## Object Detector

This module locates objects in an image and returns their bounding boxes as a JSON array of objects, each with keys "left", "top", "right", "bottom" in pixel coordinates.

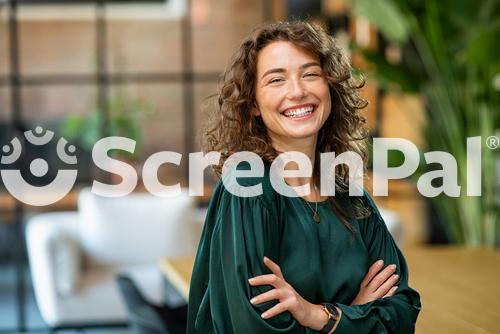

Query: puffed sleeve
[
  {"left": 187, "top": 180, "right": 304, "bottom": 334},
  {"left": 333, "top": 192, "right": 421, "bottom": 333}
]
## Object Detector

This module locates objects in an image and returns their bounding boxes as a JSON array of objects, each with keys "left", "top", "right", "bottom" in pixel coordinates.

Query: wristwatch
[{"left": 319, "top": 303, "right": 340, "bottom": 334}]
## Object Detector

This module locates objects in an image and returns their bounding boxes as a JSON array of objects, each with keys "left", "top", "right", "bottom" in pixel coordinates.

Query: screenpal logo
[
  {"left": 1, "top": 126, "right": 78, "bottom": 206},
  {"left": 0, "top": 126, "right": 489, "bottom": 206}
]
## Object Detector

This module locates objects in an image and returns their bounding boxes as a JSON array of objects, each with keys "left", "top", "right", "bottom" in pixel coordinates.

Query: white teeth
[{"left": 283, "top": 106, "right": 315, "bottom": 118}]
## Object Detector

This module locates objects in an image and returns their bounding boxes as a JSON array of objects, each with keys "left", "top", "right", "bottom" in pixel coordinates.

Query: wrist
[
  {"left": 304, "top": 303, "right": 329, "bottom": 331},
  {"left": 318, "top": 303, "right": 341, "bottom": 333}
]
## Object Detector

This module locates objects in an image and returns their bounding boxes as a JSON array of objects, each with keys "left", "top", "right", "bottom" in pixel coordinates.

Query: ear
[{"left": 251, "top": 101, "right": 261, "bottom": 116}]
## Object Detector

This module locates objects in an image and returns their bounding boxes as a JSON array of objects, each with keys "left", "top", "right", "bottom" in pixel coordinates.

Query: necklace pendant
[{"left": 313, "top": 212, "right": 321, "bottom": 224}]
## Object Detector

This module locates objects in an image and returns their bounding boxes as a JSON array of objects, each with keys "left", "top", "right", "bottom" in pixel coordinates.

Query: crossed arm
[
  {"left": 187, "top": 188, "right": 421, "bottom": 333},
  {"left": 249, "top": 256, "right": 400, "bottom": 332}
]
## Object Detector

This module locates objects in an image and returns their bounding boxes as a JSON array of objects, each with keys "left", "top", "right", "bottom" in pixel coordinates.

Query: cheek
[
  {"left": 257, "top": 90, "right": 282, "bottom": 113},
  {"left": 320, "top": 90, "right": 332, "bottom": 121},
  {"left": 315, "top": 84, "right": 331, "bottom": 110},
  {"left": 260, "top": 111, "right": 279, "bottom": 130},
  {"left": 324, "top": 93, "right": 332, "bottom": 113},
  {"left": 319, "top": 82, "right": 331, "bottom": 100}
]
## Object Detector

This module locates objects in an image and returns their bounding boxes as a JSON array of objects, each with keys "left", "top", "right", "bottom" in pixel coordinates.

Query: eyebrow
[{"left": 261, "top": 62, "right": 321, "bottom": 79}]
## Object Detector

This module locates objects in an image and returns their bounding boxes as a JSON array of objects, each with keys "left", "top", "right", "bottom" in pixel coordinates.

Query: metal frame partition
[{"left": 0, "top": 0, "right": 273, "bottom": 331}]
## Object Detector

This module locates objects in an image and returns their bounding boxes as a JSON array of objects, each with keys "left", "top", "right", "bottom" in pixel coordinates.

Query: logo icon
[{"left": 1, "top": 126, "right": 78, "bottom": 206}]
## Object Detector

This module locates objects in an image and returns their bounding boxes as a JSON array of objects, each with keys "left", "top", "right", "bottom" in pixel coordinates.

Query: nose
[{"left": 286, "top": 77, "right": 307, "bottom": 100}]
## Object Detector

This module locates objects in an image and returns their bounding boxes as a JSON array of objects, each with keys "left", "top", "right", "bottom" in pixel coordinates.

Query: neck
[{"left": 270, "top": 134, "right": 320, "bottom": 195}]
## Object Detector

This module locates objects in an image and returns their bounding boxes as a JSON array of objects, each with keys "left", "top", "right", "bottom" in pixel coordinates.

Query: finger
[
  {"left": 261, "top": 301, "right": 289, "bottom": 319},
  {"left": 383, "top": 286, "right": 398, "bottom": 298},
  {"left": 250, "top": 289, "right": 281, "bottom": 305},
  {"left": 367, "top": 264, "right": 397, "bottom": 291},
  {"left": 361, "top": 260, "right": 384, "bottom": 287},
  {"left": 374, "top": 273, "right": 399, "bottom": 297},
  {"left": 248, "top": 274, "right": 282, "bottom": 288},
  {"left": 263, "top": 256, "right": 283, "bottom": 279}
]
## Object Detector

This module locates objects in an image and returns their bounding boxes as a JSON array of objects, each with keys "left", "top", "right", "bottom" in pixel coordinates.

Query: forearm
[{"left": 334, "top": 293, "right": 420, "bottom": 334}]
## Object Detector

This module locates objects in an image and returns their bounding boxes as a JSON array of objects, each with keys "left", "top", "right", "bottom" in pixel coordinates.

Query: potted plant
[
  {"left": 346, "top": 0, "right": 500, "bottom": 247},
  {"left": 61, "top": 91, "right": 154, "bottom": 183}
]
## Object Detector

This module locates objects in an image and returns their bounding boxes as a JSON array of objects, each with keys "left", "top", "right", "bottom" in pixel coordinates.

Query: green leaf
[
  {"left": 349, "top": 0, "right": 411, "bottom": 44},
  {"left": 60, "top": 115, "right": 86, "bottom": 139},
  {"left": 359, "top": 49, "right": 421, "bottom": 92},
  {"left": 466, "top": 20, "right": 500, "bottom": 66}
]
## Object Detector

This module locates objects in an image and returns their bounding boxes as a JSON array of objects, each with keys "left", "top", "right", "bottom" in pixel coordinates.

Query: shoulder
[
  {"left": 204, "top": 162, "right": 283, "bottom": 237},
  {"left": 353, "top": 189, "right": 392, "bottom": 242},
  {"left": 217, "top": 160, "right": 279, "bottom": 210},
  {"left": 360, "top": 189, "right": 383, "bottom": 221}
]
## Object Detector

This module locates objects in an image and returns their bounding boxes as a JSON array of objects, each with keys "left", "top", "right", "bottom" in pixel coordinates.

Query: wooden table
[
  {"left": 160, "top": 256, "right": 195, "bottom": 301},
  {"left": 404, "top": 246, "right": 500, "bottom": 334},
  {"left": 160, "top": 246, "right": 500, "bottom": 333}
]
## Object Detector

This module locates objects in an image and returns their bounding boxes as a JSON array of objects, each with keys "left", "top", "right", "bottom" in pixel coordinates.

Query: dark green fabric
[{"left": 187, "top": 166, "right": 421, "bottom": 333}]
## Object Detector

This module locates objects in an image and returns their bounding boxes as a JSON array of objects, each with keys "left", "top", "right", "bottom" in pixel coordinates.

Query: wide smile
[{"left": 280, "top": 104, "right": 317, "bottom": 120}]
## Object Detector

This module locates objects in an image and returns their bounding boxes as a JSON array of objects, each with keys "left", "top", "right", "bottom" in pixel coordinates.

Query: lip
[
  {"left": 280, "top": 103, "right": 318, "bottom": 114},
  {"left": 280, "top": 103, "right": 318, "bottom": 121}
]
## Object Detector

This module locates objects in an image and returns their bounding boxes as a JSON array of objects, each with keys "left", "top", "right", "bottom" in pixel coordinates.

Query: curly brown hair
[{"left": 202, "top": 20, "right": 371, "bottom": 225}]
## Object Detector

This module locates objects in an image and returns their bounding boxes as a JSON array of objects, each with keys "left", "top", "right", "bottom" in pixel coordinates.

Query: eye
[
  {"left": 268, "top": 77, "right": 285, "bottom": 84},
  {"left": 304, "top": 72, "right": 320, "bottom": 78}
]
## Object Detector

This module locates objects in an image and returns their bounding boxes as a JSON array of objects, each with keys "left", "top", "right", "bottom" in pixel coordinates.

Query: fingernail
[
  {"left": 390, "top": 264, "right": 397, "bottom": 270},
  {"left": 250, "top": 298, "right": 256, "bottom": 304},
  {"left": 393, "top": 274, "right": 399, "bottom": 279},
  {"left": 261, "top": 312, "right": 268, "bottom": 319},
  {"left": 248, "top": 278, "right": 254, "bottom": 284},
  {"left": 377, "top": 260, "right": 384, "bottom": 266}
]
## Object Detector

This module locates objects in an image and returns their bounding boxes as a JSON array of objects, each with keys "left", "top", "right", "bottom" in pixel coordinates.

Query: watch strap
[{"left": 319, "top": 303, "right": 339, "bottom": 333}]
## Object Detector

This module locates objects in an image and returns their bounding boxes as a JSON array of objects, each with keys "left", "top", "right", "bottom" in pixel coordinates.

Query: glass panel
[
  {"left": 108, "top": 83, "right": 184, "bottom": 157},
  {"left": 0, "top": 251, "right": 16, "bottom": 331},
  {"left": 19, "top": 20, "right": 95, "bottom": 75},
  {"left": 20, "top": 84, "right": 97, "bottom": 185},
  {"left": 21, "top": 84, "right": 95, "bottom": 122},
  {"left": 25, "top": 258, "right": 47, "bottom": 331},
  {"left": 0, "top": 85, "right": 12, "bottom": 194},
  {"left": 0, "top": 86, "right": 11, "bottom": 193},
  {"left": 107, "top": 19, "right": 182, "bottom": 74},
  {"left": 193, "top": 81, "right": 219, "bottom": 194},
  {"left": 192, "top": 0, "right": 263, "bottom": 72},
  {"left": 107, "top": 83, "right": 184, "bottom": 187},
  {"left": 0, "top": 86, "right": 9, "bottom": 123},
  {"left": 0, "top": 4, "right": 9, "bottom": 77},
  {"left": 193, "top": 81, "right": 217, "bottom": 152}
]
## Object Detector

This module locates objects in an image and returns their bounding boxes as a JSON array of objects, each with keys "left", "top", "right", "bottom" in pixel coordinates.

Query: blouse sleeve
[
  {"left": 334, "top": 192, "right": 421, "bottom": 334},
  {"left": 187, "top": 181, "right": 304, "bottom": 333}
]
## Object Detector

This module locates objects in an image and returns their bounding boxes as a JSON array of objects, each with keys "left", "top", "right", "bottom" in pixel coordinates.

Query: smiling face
[{"left": 253, "top": 41, "right": 332, "bottom": 151}]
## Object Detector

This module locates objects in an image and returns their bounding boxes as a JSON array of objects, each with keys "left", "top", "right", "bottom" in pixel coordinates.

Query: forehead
[{"left": 256, "top": 41, "right": 320, "bottom": 74}]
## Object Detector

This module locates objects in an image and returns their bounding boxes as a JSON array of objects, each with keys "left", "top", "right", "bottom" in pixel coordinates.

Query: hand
[
  {"left": 351, "top": 260, "right": 399, "bottom": 305},
  {"left": 248, "top": 257, "right": 324, "bottom": 329}
]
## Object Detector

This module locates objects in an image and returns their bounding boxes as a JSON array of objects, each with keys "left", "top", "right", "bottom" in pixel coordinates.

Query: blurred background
[{"left": 0, "top": 0, "right": 498, "bottom": 333}]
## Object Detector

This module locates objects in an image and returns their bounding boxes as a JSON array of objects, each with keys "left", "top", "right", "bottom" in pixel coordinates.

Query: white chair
[{"left": 26, "top": 188, "right": 203, "bottom": 327}]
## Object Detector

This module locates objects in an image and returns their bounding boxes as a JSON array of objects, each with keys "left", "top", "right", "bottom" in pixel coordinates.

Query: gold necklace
[
  {"left": 304, "top": 184, "right": 321, "bottom": 224},
  {"left": 304, "top": 199, "right": 320, "bottom": 224}
]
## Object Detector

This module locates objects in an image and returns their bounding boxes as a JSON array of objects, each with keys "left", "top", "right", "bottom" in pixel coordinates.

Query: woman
[{"left": 187, "top": 21, "right": 421, "bottom": 333}]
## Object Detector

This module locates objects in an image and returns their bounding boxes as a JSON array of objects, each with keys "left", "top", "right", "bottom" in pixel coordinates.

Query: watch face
[{"left": 325, "top": 303, "right": 339, "bottom": 318}]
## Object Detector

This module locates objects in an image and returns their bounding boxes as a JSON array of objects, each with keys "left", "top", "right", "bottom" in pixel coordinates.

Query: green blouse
[{"left": 187, "top": 166, "right": 421, "bottom": 333}]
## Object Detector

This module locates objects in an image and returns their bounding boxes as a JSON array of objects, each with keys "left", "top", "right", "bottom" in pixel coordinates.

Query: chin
[{"left": 285, "top": 129, "right": 322, "bottom": 140}]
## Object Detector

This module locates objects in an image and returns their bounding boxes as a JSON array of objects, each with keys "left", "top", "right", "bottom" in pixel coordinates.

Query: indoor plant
[{"left": 347, "top": 0, "right": 500, "bottom": 246}]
